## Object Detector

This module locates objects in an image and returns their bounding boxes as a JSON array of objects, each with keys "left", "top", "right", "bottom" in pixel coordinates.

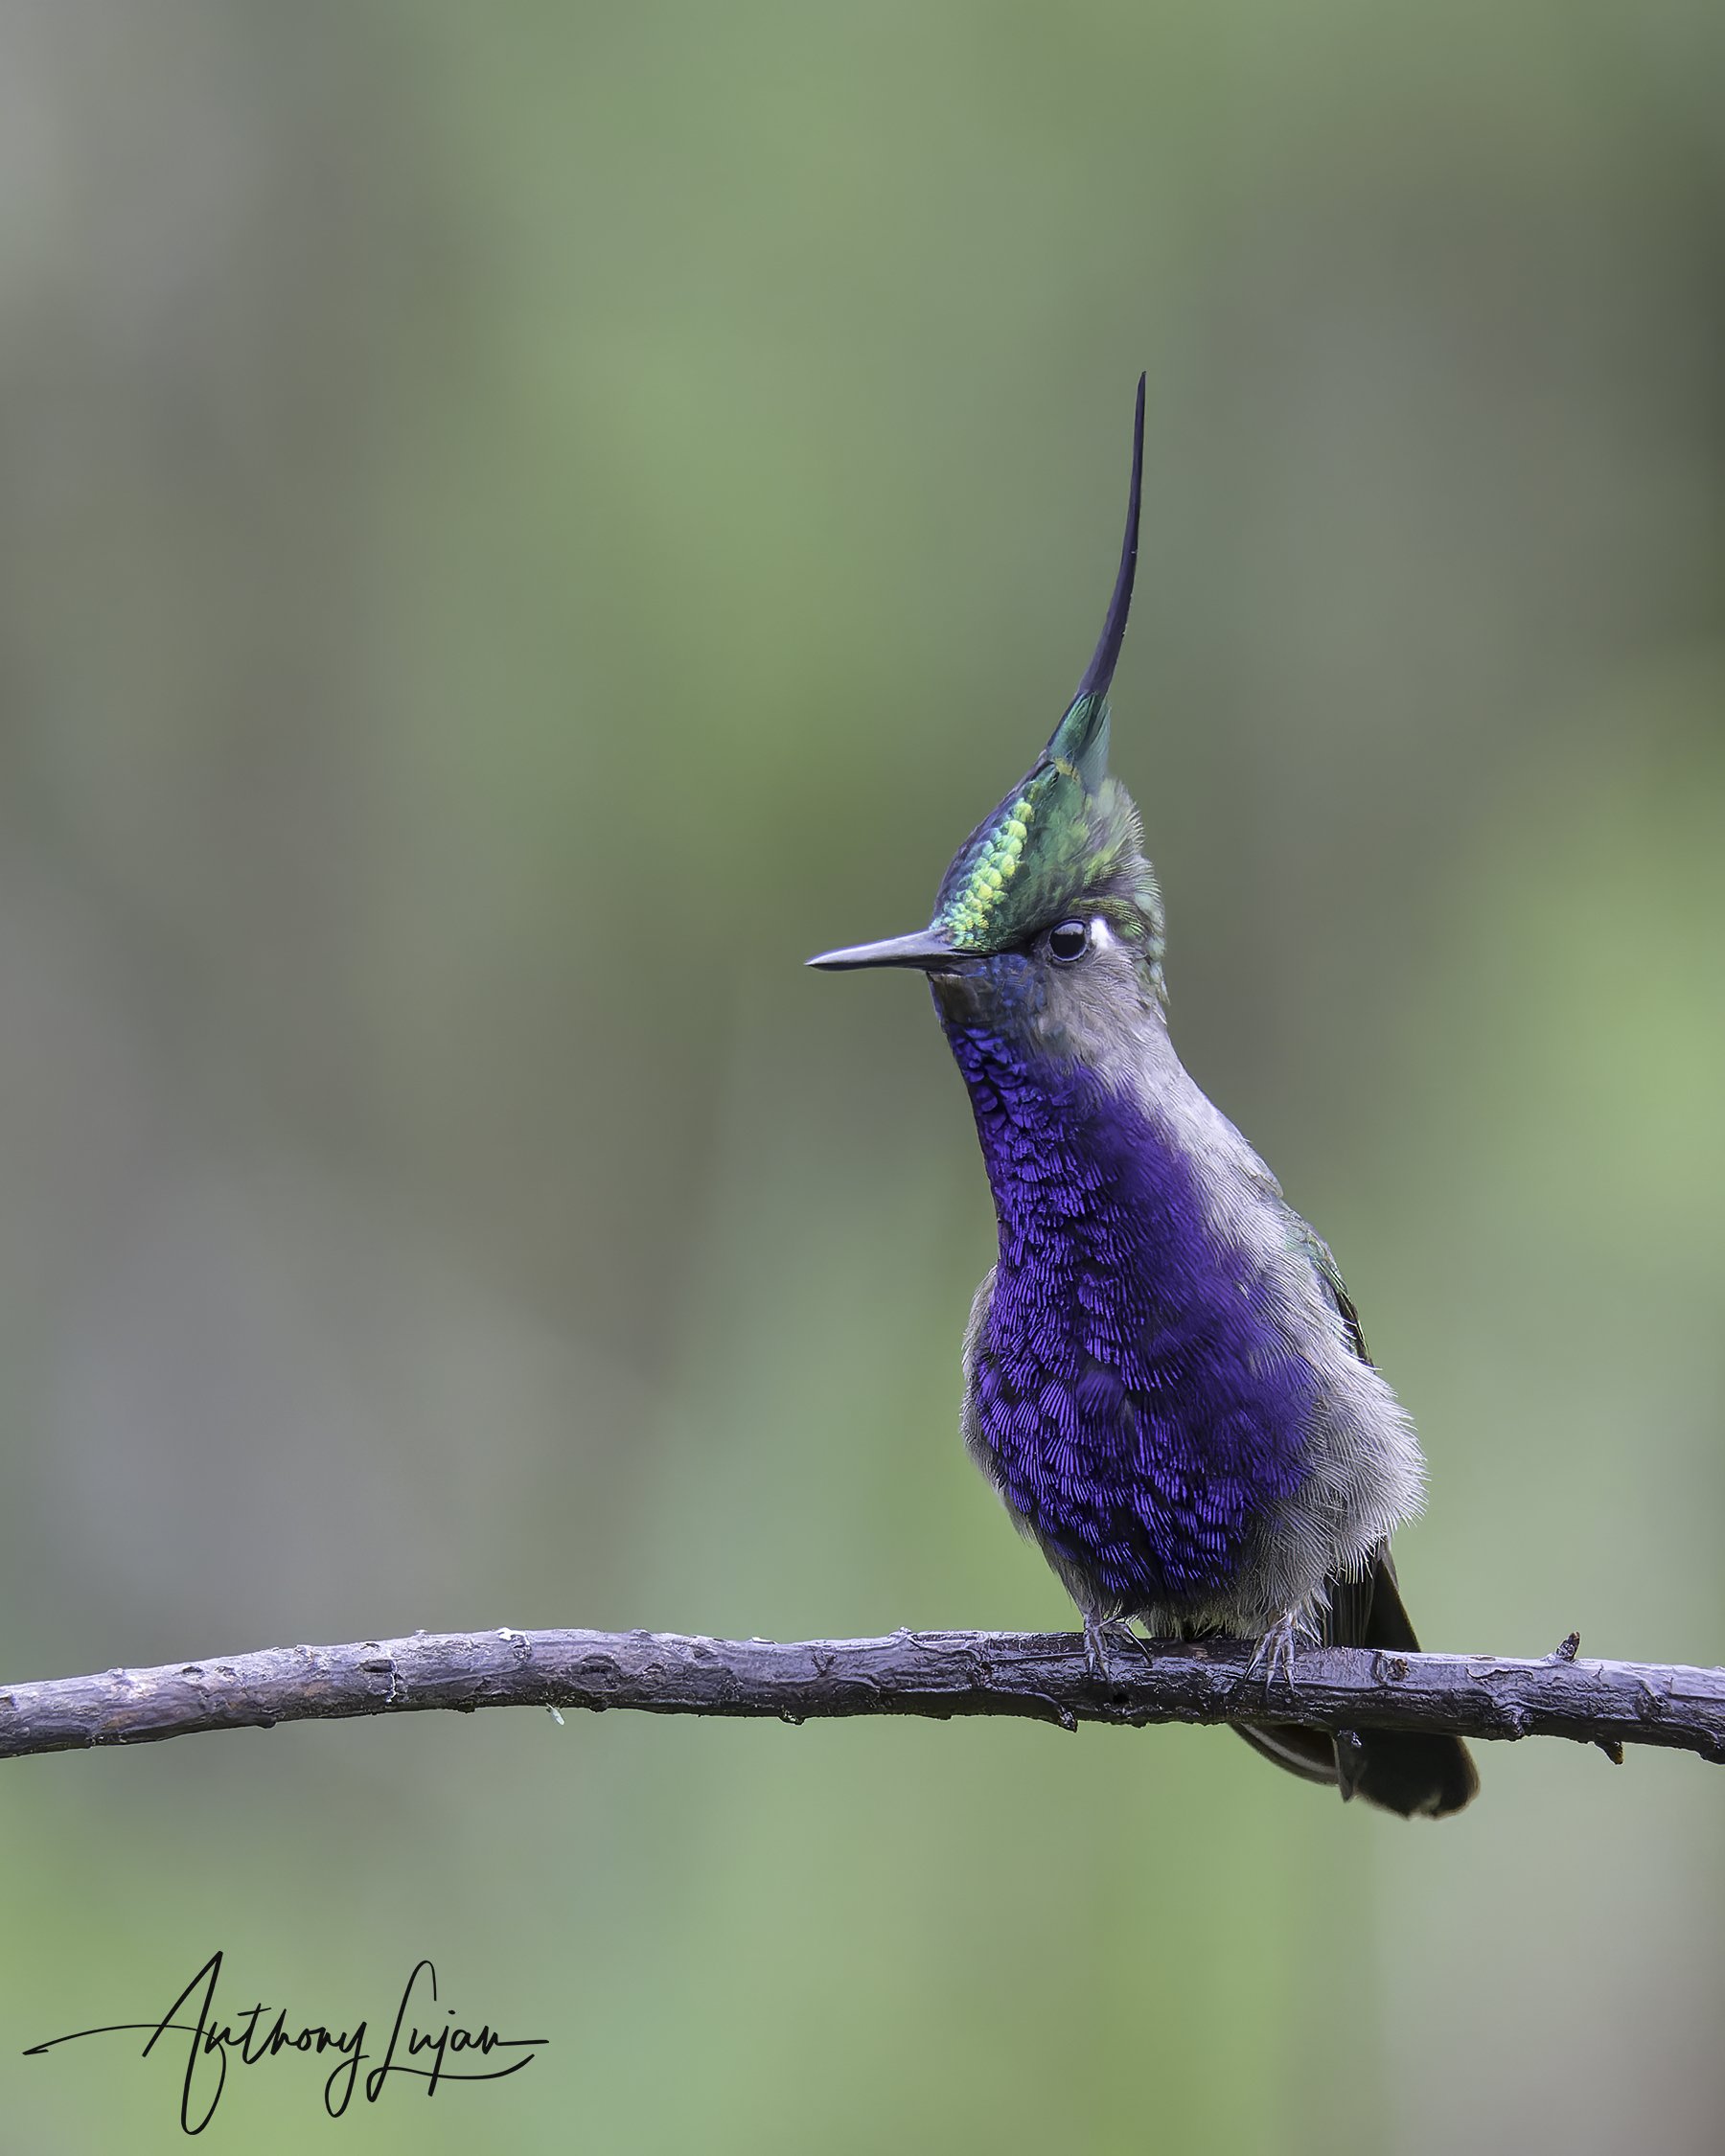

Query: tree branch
[{"left": 4, "top": 1627, "right": 1723, "bottom": 1767}]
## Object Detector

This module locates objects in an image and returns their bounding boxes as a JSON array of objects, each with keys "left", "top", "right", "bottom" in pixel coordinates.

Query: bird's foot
[
  {"left": 1082, "top": 1614, "right": 1153, "bottom": 1686},
  {"left": 1236, "top": 1610, "right": 1314, "bottom": 1703}
]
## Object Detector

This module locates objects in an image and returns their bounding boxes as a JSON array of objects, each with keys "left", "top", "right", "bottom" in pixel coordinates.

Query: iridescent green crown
[{"left": 932, "top": 691, "right": 1144, "bottom": 949}]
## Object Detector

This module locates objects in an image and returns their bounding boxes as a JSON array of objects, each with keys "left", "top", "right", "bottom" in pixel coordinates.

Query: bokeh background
[{"left": 3, "top": 4, "right": 1723, "bottom": 2151}]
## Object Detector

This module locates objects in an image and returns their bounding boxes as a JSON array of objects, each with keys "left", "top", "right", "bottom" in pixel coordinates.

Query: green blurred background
[{"left": 3, "top": 4, "right": 1722, "bottom": 2150}]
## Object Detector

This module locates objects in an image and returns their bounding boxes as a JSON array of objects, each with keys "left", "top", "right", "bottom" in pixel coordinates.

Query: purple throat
[{"left": 944, "top": 1022, "right": 1315, "bottom": 1611}]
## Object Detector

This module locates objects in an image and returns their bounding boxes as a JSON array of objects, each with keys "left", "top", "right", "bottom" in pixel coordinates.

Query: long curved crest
[
  {"left": 809, "top": 376, "right": 1154, "bottom": 970},
  {"left": 1073, "top": 370, "right": 1145, "bottom": 705}
]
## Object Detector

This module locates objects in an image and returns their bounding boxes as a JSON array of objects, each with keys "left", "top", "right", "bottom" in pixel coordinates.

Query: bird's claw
[
  {"left": 1236, "top": 1610, "right": 1311, "bottom": 1703},
  {"left": 1082, "top": 1614, "right": 1153, "bottom": 1686}
]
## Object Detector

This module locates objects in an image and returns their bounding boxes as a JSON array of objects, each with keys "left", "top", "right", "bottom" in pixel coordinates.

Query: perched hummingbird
[{"left": 809, "top": 380, "right": 1476, "bottom": 1817}]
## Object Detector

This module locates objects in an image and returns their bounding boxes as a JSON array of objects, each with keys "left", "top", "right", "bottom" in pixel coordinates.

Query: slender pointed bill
[{"left": 805, "top": 930, "right": 974, "bottom": 973}]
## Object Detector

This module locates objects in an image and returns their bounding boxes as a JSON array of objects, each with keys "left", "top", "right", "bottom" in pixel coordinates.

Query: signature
[{"left": 24, "top": 1950, "right": 546, "bottom": 2133}]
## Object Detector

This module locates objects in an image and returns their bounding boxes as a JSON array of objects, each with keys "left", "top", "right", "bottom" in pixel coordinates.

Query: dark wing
[
  {"left": 1290, "top": 1214, "right": 1373, "bottom": 1366},
  {"left": 1265, "top": 1211, "right": 1480, "bottom": 1815}
]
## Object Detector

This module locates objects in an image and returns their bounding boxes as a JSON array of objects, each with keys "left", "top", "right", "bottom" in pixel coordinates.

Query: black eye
[{"left": 1047, "top": 919, "right": 1090, "bottom": 963}]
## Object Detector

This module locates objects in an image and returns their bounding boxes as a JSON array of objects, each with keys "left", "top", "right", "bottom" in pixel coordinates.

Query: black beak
[{"left": 805, "top": 929, "right": 976, "bottom": 973}]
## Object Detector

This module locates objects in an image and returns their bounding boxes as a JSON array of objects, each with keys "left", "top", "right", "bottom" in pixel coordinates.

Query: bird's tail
[{"left": 1233, "top": 1551, "right": 1478, "bottom": 1819}]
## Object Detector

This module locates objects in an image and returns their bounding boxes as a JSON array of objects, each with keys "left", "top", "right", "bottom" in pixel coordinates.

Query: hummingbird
[{"left": 809, "top": 379, "right": 1476, "bottom": 1817}]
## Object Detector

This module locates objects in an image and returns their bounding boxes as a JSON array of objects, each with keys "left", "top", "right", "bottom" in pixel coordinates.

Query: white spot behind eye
[{"left": 1090, "top": 915, "right": 1114, "bottom": 951}]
